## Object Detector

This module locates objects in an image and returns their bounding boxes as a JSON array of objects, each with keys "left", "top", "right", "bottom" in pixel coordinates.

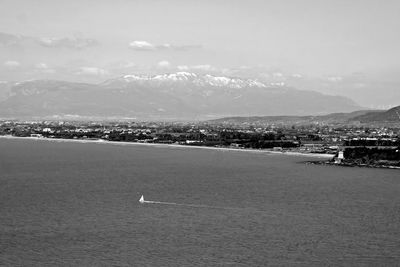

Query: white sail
[{"left": 139, "top": 195, "right": 144, "bottom": 203}]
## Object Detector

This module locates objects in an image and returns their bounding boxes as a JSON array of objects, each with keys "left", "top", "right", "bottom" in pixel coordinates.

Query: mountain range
[
  {"left": 209, "top": 106, "right": 400, "bottom": 126},
  {"left": 0, "top": 72, "right": 362, "bottom": 120}
]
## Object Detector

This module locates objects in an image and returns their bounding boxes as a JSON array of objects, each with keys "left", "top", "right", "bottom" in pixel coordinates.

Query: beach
[{"left": 0, "top": 135, "right": 335, "bottom": 159}]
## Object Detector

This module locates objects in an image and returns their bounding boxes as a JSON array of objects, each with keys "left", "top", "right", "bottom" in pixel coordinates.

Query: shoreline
[
  {"left": 0, "top": 135, "right": 335, "bottom": 159},
  {"left": 307, "top": 160, "right": 400, "bottom": 170}
]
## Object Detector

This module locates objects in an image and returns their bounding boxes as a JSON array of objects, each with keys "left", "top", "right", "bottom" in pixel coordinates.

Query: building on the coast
[{"left": 334, "top": 151, "right": 345, "bottom": 164}]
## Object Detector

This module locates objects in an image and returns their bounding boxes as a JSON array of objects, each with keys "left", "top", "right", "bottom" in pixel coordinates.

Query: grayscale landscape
[{"left": 0, "top": 0, "right": 399, "bottom": 266}]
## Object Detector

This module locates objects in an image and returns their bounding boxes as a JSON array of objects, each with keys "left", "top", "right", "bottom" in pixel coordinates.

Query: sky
[{"left": 0, "top": 0, "right": 399, "bottom": 107}]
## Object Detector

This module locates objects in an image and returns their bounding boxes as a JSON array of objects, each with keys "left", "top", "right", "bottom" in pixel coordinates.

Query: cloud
[
  {"left": 158, "top": 44, "right": 202, "bottom": 51},
  {"left": 157, "top": 61, "right": 171, "bottom": 68},
  {"left": 122, "top": 62, "right": 136, "bottom": 68},
  {"left": 0, "top": 32, "right": 21, "bottom": 46},
  {"left": 177, "top": 64, "right": 217, "bottom": 72},
  {"left": 291, "top": 74, "right": 303, "bottom": 78},
  {"left": 190, "top": 65, "right": 216, "bottom": 71},
  {"left": 129, "top": 41, "right": 156, "bottom": 50},
  {"left": 106, "top": 60, "right": 136, "bottom": 70},
  {"left": 35, "top": 63, "right": 49, "bottom": 69},
  {"left": 129, "top": 40, "right": 202, "bottom": 51},
  {"left": 0, "top": 32, "right": 99, "bottom": 50},
  {"left": 327, "top": 76, "right": 343, "bottom": 82},
  {"left": 77, "top": 67, "right": 108, "bottom": 76},
  {"left": 272, "top": 72, "right": 283, "bottom": 78},
  {"left": 35, "top": 63, "right": 56, "bottom": 73},
  {"left": 38, "top": 37, "right": 98, "bottom": 49},
  {"left": 3, "top": 60, "right": 21, "bottom": 68},
  {"left": 177, "top": 65, "right": 189, "bottom": 71}
]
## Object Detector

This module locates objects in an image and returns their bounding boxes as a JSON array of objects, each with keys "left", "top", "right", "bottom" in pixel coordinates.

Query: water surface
[{"left": 0, "top": 138, "right": 399, "bottom": 266}]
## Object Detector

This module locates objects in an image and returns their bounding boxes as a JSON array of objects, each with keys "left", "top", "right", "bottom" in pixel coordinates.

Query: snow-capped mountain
[
  {"left": 103, "top": 72, "right": 267, "bottom": 88},
  {"left": 0, "top": 73, "right": 362, "bottom": 120}
]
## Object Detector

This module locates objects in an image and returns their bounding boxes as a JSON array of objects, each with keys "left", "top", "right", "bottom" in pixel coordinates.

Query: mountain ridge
[
  {"left": 0, "top": 73, "right": 362, "bottom": 120},
  {"left": 352, "top": 106, "right": 400, "bottom": 123},
  {"left": 208, "top": 106, "right": 400, "bottom": 125}
]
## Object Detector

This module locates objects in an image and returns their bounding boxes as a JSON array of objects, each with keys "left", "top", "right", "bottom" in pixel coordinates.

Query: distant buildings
[{"left": 0, "top": 120, "right": 399, "bottom": 160}]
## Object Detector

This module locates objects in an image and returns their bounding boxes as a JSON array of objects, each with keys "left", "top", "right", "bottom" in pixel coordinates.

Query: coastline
[
  {"left": 307, "top": 160, "right": 400, "bottom": 170},
  {"left": 0, "top": 135, "right": 335, "bottom": 159}
]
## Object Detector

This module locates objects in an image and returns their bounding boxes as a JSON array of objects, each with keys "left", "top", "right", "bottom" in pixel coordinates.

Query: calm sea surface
[{"left": 0, "top": 138, "right": 399, "bottom": 266}]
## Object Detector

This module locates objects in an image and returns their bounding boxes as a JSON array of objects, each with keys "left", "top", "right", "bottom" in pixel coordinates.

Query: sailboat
[
  {"left": 138, "top": 195, "right": 174, "bottom": 205},
  {"left": 139, "top": 195, "right": 145, "bottom": 204}
]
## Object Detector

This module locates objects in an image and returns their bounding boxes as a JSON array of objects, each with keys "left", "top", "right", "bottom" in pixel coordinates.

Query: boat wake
[
  {"left": 139, "top": 195, "right": 178, "bottom": 205},
  {"left": 138, "top": 195, "right": 274, "bottom": 212}
]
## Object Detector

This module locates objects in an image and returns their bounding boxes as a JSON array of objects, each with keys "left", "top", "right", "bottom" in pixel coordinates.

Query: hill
[
  {"left": 208, "top": 110, "right": 376, "bottom": 126},
  {"left": 209, "top": 106, "right": 400, "bottom": 126},
  {"left": 352, "top": 105, "right": 400, "bottom": 123}
]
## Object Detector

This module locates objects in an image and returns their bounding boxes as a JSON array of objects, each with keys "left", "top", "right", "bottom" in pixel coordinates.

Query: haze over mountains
[{"left": 0, "top": 72, "right": 361, "bottom": 120}]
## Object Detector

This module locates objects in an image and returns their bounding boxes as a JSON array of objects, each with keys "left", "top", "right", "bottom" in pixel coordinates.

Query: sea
[{"left": 0, "top": 138, "right": 399, "bottom": 266}]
